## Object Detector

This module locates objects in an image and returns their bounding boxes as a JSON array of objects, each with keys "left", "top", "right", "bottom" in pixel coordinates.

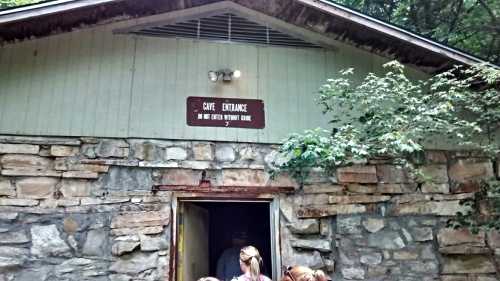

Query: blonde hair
[
  {"left": 240, "top": 246, "right": 263, "bottom": 281},
  {"left": 197, "top": 277, "right": 220, "bottom": 281},
  {"left": 281, "top": 266, "right": 329, "bottom": 281}
]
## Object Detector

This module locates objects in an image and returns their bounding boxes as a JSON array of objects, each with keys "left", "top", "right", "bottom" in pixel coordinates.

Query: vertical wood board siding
[{"left": 0, "top": 22, "right": 425, "bottom": 143}]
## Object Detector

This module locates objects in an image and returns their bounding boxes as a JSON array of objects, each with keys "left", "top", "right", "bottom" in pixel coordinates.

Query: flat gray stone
[
  {"left": 30, "top": 225, "right": 71, "bottom": 257},
  {"left": 0, "top": 230, "right": 29, "bottom": 244},
  {"left": 360, "top": 252, "right": 382, "bottom": 265},
  {"left": 102, "top": 167, "right": 152, "bottom": 191},
  {"left": 287, "top": 250, "right": 324, "bottom": 269},
  {"left": 0, "top": 212, "right": 18, "bottom": 220},
  {"left": 165, "top": 147, "right": 187, "bottom": 160},
  {"left": 291, "top": 239, "right": 332, "bottom": 252},
  {"left": 140, "top": 235, "right": 168, "bottom": 251},
  {"left": 82, "top": 229, "right": 108, "bottom": 256},
  {"left": 0, "top": 246, "right": 29, "bottom": 269},
  {"left": 55, "top": 258, "right": 93, "bottom": 274},
  {"left": 412, "top": 227, "right": 433, "bottom": 242},
  {"left": 14, "top": 267, "right": 52, "bottom": 281},
  {"left": 96, "top": 140, "right": 129, "bottom": 158},
  {"left": 109, "top": 274, "right": 132, "bottom": 281},
  {"left": 407, "top": 261, "right": 439, "bottom": 274},
  {"left": 54, "top": 257, "right": 109, "bottom": 279},
  {"left": 112, "top": 241, "right": 140, "bottom": 256},
  {"left": 109, "top": 252, "right": 158, "bottom": 274},
  {"left": 337, "top": 216, "right": 362, "bottom": 234},
  {"left": 287, "top": 219, "right": 319, "bottom": 234},
  {"left": 215, "top": 145, "right": 235, "bottom": 162},
  {"left": 421, "top": 244, "right": 437, "bottom": 260},
  {"left": 342, "top": 267, "right": 365, "bottom": 280},
  {"left": 368, "top": 231, "right": 405, "bottom": 250}
]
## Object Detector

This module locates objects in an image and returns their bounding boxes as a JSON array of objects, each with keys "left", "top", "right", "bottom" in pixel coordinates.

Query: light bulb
[{"left": 232, "top": 69, "right": 241, "bottom": 79}]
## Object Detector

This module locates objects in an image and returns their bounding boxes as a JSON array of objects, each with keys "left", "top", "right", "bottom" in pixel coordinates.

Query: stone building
[{"left": 0, "top": 0, "right": 498, "bottom": 280}]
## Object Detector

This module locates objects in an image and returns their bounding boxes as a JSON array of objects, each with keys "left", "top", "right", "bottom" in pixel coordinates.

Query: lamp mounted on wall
[{"left": 208, "top": 69, "right": 242, "bottom": 83}]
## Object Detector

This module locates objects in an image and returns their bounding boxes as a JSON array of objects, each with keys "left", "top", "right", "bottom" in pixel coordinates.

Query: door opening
[{"left": 176, "top": 200, "right": 275, "bottom": 281}]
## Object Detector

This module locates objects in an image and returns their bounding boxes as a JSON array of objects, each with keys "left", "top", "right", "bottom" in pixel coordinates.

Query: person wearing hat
[{"left": 217, "top": 230, "right": 248, "bottom": 281}]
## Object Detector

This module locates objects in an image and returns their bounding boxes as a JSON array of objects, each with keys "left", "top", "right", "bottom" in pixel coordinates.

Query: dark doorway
[{"left": 178, "top": 201, "right": 271, "bottom": 281}]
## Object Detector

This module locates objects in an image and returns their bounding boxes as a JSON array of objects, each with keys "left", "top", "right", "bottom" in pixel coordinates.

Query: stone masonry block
[
  {"left": 16, "top": 177, "right": 58, "bottom": 199},
  {"left": 0, "top": 178, "right": 15, "bottom": 196},
  {"left": 328, "top": 195, "right": 390, "bottom": 204},
  {"left": 111, "top": 211, "right": 170, "bottom": 229},
  {"left": 0, "top": 144, "right": 39, "bottom": 154},
  {"left": 161, "top": 169, "right": 202, "bottom": 186},
  {"left": 1, "top": 154, "right": 52, "bottom": 170},
  {"left": 297, "top": 204, "right": 367, "bottom": 218},
  {"left": 419, "top": 164, "right": 449, "bottom": 183},
  {"left": 221, "top": 169, "right": 268, "bottom": 186},
  {"left": 377, "top": 165, "right": 412, "bottom": 183},
  {"left": 391, "top": 200, "right": 469, "bottom": 216},
  {"left": 442, "top": 255, "right": 496, "bottom": 274},
  {"left": 448, "top": 159, "right": 494, "bottom": 193},
  {"left": 337, "top": 165, "right": 377, "bottom": 183},
  {"left": 50, "top": 145, "right": 79, "bottom": 157},
  {"left": 437, "top": 228, "right": 485, "bottom": 247},
  {"left": 193, "top": 142, "right": 214, "bottom": 161}
]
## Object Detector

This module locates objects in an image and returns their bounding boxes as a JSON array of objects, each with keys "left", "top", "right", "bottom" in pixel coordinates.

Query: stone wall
[
  {"left": 281, "top": 152, "right": 500, "bottom": 281},
  {"left": 0, "top": 135, "right": 498, "bottom": 281}
]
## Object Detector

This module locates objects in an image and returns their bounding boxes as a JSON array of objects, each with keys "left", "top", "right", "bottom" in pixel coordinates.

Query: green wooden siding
[{"left": 0, "top": 21, "right": 426, "bottom": 143}]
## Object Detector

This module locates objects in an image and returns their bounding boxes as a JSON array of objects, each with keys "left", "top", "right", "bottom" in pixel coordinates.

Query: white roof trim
[
  {"left": 299, "top": 0, "right": 493, "bottom": 67},
  {"left": 0, "top": 0, "right": 119, "bottom": 24}
]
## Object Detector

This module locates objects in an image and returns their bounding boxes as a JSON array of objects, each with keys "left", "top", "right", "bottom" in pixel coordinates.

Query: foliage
[
  {"left": 448, "top": 179, "right": 500, "bottom": 233},
  {"left": 0, "top": 0, "right": 47, "bottom": 10},
  {"left": 271, "top": 128, "right": 371, "bottom": 183},
  {"left": 277, "top": 61, "right": 500, "bottom": 178},
  {"left": 274, "top": 61, "right": 500, "bottom": 230},
  {"left": 332, "top": 0, "right": 500, "bottom": 65}
]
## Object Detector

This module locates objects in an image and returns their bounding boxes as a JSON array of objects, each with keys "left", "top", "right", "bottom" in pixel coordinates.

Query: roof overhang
[
  {"left": 113, "top": 1, "right": 339, "bottom": 50},
  {"left": 0, "top": 0, "right": 494, "bottom": 73}
]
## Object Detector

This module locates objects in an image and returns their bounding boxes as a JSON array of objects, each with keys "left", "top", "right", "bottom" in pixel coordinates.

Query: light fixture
[
  {"left": 208, "top": 71, "right": 218, "bottom": 82},
  {"left": 207, "top": 69, "right": 242, "bottom": 83}
]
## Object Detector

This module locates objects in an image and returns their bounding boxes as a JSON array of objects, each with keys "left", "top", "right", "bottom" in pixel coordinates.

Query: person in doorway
[
  {"left": 232, "top": 246, "right": 271, "bottom": 281},
  {"left": 217, "top": 230, "right": 248, "bottom": 281},
  {"left": 281, "top": 266, "right": 330, "bottom": 281}
]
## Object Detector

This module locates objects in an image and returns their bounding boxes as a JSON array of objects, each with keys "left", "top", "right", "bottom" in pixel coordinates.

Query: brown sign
[{"left": 187, "top": 96, "right": 265, "bottom": 129}]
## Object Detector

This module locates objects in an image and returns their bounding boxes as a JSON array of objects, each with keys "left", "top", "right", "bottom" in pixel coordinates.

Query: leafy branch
[{"left": 274, "top": 60, "right": 500, "bottom": 230}]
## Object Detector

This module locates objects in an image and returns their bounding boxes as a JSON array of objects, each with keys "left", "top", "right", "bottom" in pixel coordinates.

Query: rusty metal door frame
[{"left": 170, "top": 193, "right": 281, "bottom": 281}]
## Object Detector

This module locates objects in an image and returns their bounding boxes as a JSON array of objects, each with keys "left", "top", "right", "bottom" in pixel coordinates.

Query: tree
[
  {"left": 333, "top": 0, "right": 500, "bottom": 65},
  {"left": 273, "top": 61, "right": 500, "bottom": 231}
]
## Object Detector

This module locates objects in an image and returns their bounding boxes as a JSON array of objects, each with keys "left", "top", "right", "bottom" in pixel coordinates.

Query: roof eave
[{"left": 298, "top": 0, "right": 493, "bottom": 68}]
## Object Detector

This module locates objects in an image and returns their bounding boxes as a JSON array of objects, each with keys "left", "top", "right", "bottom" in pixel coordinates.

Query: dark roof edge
[
  {"left": 299, "top": 0, "right": 497, "bottom": 68},
  {"left": 0, "top": 0, "right": 497, "bottom": 68}
]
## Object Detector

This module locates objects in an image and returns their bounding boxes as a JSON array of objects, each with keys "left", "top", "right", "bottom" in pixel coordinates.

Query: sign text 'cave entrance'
[{"left": 187, "top": 97, "right": 265, "bottom": 129}]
